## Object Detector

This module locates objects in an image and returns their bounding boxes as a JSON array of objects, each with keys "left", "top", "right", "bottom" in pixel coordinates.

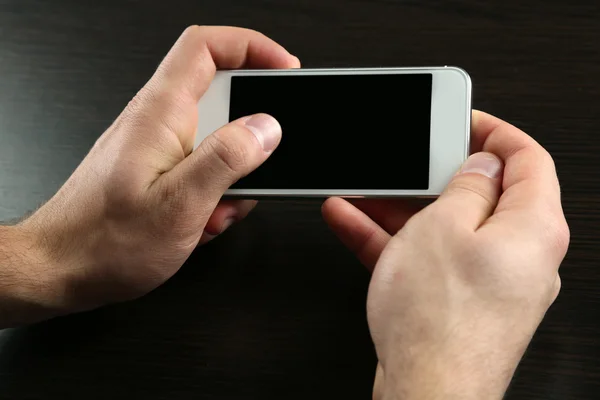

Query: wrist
[
  {"left": 379, "top": 338, "right": 525, "bottom": 400},
  {"left": 0, "top": 222, "right": 74, "bottom": 328}
]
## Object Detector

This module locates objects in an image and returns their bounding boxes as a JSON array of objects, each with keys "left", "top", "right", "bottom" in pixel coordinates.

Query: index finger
[
  {"left": 472, "top": 111, "right": 567, "bottom": 241},
  {"left": 154, "top": 25, "right": 300, "bottom": 102},
  {"left": 128, "top": 25, "right": 299, "bottom": 154}
]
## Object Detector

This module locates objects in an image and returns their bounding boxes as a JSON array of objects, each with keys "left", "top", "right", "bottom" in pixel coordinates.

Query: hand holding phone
[
  {"left": 196, "top": 67, "right": 472, "bottom": 197},
  {"left": 5, "top": 26, "right": 300, "bottom": 327},
  {"left": 322, "top": 110, "right": 570, "bottom": 399}
]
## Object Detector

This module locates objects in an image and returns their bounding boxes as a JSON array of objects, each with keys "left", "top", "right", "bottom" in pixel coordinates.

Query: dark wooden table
[{"left": 0, "top": 0, "right": 599, "bottom": 398}]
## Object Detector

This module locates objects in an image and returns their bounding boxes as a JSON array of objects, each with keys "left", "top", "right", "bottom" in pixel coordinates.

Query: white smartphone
[{"left": 195, "top": 67, "right": 471, "bottom": 198}]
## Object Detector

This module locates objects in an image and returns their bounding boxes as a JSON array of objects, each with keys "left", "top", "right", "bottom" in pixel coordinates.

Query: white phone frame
[{"left": 195, "top": 66, "right": 471, "bottom": 198}]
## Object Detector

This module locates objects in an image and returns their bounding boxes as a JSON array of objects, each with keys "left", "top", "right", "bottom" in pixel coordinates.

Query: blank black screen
[{"left": 229, "top": 73, "right": 432, "bottom": 190}]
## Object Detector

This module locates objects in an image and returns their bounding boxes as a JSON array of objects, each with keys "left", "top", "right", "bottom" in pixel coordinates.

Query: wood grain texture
[{"left": 0, "top": 0, "right": 599, "bottom": 398}]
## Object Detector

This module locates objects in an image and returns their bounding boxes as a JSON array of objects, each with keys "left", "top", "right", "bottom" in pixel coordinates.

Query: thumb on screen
[{"left": 161, "top": 113, "right": 281, "bottom": 208}]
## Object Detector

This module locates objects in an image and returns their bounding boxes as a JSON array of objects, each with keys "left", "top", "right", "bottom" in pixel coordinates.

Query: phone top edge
[{"left": 217, "top": 66, "right": 470, "bottom": 74}]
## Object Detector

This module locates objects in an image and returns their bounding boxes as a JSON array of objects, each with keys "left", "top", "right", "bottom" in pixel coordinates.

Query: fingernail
[
  {"left": 244, "top": 114, "right": 282, "bottom": 153},
  {"left": 460, "top": 153, "right": 503, "bottom": 179},
  {"left": 221, "top": 217, "right": 235, "bottom": 233}
]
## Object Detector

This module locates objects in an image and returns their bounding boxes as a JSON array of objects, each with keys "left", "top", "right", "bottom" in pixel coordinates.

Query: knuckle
[
  {"left": 153, "top": 94, "right": 190, "bottom": 140},
  {"left": 538, "top": 145, "right": 556, "bottom": 166},
  {"left": 526, "top": 144, "right": 556, "bottom": 175},
  {"left": 528, "top": 208, "right": 570, "bottom": 259},
  {"left": 125, "top": 91, "right": 146, "bottom": 115},
  {"left": 149, "top": 177, "right": 204, "bottom": 241},
  {"left": 447, "top": 176, "right": 497, "bottom": 209},
  {"left": 122, "top": 92, "right": 149, "bottom": 125},
  {"left": 159, "top": 175, "right": 189, "bottom": 217},
  {"left": 552, "top": 274, "right": 562, "bottom": 301},
  {"left": 149, "top": 177, "right": 210, "bottom": 243},
  {"left": 546, "top": 216, "right": 571, "bottom": 257},
  {"left": 123, "top": 84, "right": 162, "bottom": 123},
  {"left": 536, "top": 146, "right": 559, "bottom": 178},
  {"left": 121, "top": 83, "right": 191, "bottom": 144},
  {"left": 181, "top": 25, "right": 206, "bottom": 42},
  {"left": 204, "top": 127, "right": 253, "bottom": 175}
]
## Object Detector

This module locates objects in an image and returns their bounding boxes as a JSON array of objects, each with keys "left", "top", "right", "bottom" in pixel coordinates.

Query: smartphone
[{"left": 195, "top": 67, "right": 471, "bottom": 198}]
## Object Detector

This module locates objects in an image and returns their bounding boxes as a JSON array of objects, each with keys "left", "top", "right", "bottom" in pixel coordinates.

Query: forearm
[
  {"left": 0, "top": 224, "right": 66, "bottom": 328},
  {"left": 379, "top": 343, "right": 524, "bottom": 400}
]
